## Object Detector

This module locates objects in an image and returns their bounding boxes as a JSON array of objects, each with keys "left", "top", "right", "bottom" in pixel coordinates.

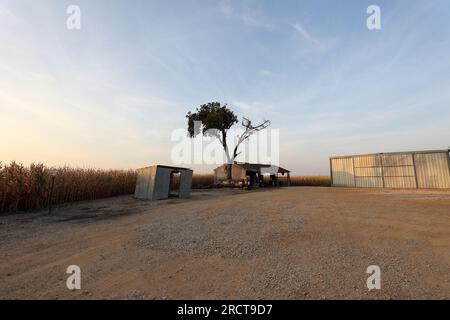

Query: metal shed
[
  {"left": 134, "top": 165, "right": 193, "bottom": 200},
  {"left": 330, "top": 149, "right": 450, "bottom": 189}
]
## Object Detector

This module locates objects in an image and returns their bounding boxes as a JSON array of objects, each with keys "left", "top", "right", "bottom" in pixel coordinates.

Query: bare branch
[
  {"left": 242, "top": 117, "right": 271, "bottom": 131},
  {"left": 231, "top": 118, "right": 272, "bottom": 161}
]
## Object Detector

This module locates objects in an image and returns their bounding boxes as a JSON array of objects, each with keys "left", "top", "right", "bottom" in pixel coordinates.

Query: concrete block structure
[
  {"left": 214, "top": 162, "right": 291, "bottom": 187},
  {"left": 134, "top": 165, "right": 193, "bottom": 200}
]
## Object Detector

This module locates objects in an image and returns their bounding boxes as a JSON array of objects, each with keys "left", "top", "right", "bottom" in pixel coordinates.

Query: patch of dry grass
[
  {"left": 287, "top": 176, "right": 331, "bottom": 187},
  {"left": 191, "top": 174, "right": 215, "bottom": 188}
]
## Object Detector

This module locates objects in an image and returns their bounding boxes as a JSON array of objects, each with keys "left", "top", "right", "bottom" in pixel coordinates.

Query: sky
[{"left": 1, "top": 0, "right": 449, "bottom": 175}]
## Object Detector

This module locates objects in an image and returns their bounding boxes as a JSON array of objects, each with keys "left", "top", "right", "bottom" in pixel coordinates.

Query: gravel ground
[
  {"left": 136, "top": 204, "right": 304, "bottom": 259},
  {"left": 0, "top": 187, "right": 449, "bottom": 299}
]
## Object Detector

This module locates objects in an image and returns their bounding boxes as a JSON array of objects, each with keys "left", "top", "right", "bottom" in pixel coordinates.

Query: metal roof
[
  {"left": 330, "top": 149, "right": 450, "bottom": 160},
  {"left": 137, "top": 165, "right": 193, "bottom": 171},
  {"left": 233, "top": 162, "right": 291, "bottom": 174}
]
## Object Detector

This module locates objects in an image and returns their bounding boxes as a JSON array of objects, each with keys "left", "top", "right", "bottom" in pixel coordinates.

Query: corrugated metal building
[
  {"left": 134, "top": 165, "right": 193, "bottom": 200},
  {"left": 330, "top": 149, "right": 450, "bottom": 189}
]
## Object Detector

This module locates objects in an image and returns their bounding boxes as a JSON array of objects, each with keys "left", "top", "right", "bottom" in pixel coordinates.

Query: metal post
[
  {"left": 352, "top": 157, "right": 356, "bottom": 187},
  {"left": 412, "top": 153, "right": 419, "bottom": 189},
  {"left": 446, "top": 148, "right": 450, "bottom": 187},
  {"left": 380, "top": 154, "right": 385, "bottom": 188},
  {"left": 329, "top": 158, "right": 334, "bottom": 187}
]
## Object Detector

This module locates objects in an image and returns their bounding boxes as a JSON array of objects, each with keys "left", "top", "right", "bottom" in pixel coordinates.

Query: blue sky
[{"left": 1, "top": 0, "right": 449, "bottom": 174}]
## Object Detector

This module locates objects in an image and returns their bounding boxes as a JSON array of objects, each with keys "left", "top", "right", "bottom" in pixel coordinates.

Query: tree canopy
[{"left": 186, "top": 102, "right": 238, "bottom": 139}]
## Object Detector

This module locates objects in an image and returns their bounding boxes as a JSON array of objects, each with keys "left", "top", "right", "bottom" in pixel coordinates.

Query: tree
[{"left": 186, "top": 102, "right": 271, "bottom": 179}]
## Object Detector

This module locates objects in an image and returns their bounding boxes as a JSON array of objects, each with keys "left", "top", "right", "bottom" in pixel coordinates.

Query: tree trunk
[
  {"left": 226, "top": 164, "right": 232, "bottom": 180},
  {"left": 220, "top": 130, "right": 233, "bottom": 180}
]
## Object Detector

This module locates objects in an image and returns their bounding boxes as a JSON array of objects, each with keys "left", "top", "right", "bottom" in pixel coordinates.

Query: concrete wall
[
  {"left": 232, "top": 165, "right": 247, "bottom": 180},
  {"left": 134, "top": 165, "right": 193, "bottom": 200},
  {"left": 214, "top": 164, "right": 228, "bottom": 183},
  {"left": 214, "top": 164, "right": 247, "bottom": 182}
]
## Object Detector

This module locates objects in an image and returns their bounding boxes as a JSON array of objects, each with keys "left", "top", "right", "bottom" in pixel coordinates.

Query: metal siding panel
[
  {"left": 415, "top": 152, "right": 450, "bottom": 189},
  {"left": 134, "top": 166, "right": 157, "bottom": 200},
  {"left": 134, "top": 167, "right": 151, "bottom": 199},
  {"left": 353, "top": 152, "right": 434, "bottom": 188},
  {"left": 331, "top": 150, "right": 450, "bottom": 189},
  {"left": 353, "top": 155, "right": 381, "bottom": 168},
  {"left": 355, "top": 177, "right": 383, "bottom": 188},
  {"left": 380, "top": 154, "right": 416, "bottom": 188},
  {"left": 382, "top": 154, "right": 413, "bottom": 166},
  {"left": 152, "top": 167, "right": 172, "bottom": 200},
  {"left": 354, "top": 167, "right": 382, "bottom": 177},
  {"left": 353, "top": 155, "right": 382, "bottom": 188},
  {"left": 384, "top": 177, "right": 416, "bottom": 188},
  {"left": 331, "top": 158, "right": 354, "bottom": 187},
  {"left": 383, "top": 165, "right": 415, "bottom": 177},
  {"left": 178, "top": 170, "right": 193, "bottom": 198}
]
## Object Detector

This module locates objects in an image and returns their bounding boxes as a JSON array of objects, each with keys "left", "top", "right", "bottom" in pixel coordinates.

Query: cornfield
[
  {"left": 285, "top": 175, "right": 331, "bottom": 187},
  {"left": 0, "top": 161, "right": 330, "bottom": 213},
  {"left": 0, "top": 161, "right": 136, "bottom": 214},
  {"left": 191, "top": 174, "right": 215, "bottom": 189}
]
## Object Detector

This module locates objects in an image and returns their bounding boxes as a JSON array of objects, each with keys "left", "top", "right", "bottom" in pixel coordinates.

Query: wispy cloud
[
  {"left": 291, "top": 23, "right": 319, "bottom": 45},
  {"left": 0, "top": 4, "right": 17, "bottom": 20},
  {"left": 258, "top": 69, "right": 276, "bottom": 77},
  {"left": 219, "top": 1, "right": 272, "bottom": 28}
]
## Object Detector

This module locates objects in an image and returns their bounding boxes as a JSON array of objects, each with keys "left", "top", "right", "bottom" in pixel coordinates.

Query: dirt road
[{"left": 1, "top": 187, "right": 449, "bottom": 299}]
